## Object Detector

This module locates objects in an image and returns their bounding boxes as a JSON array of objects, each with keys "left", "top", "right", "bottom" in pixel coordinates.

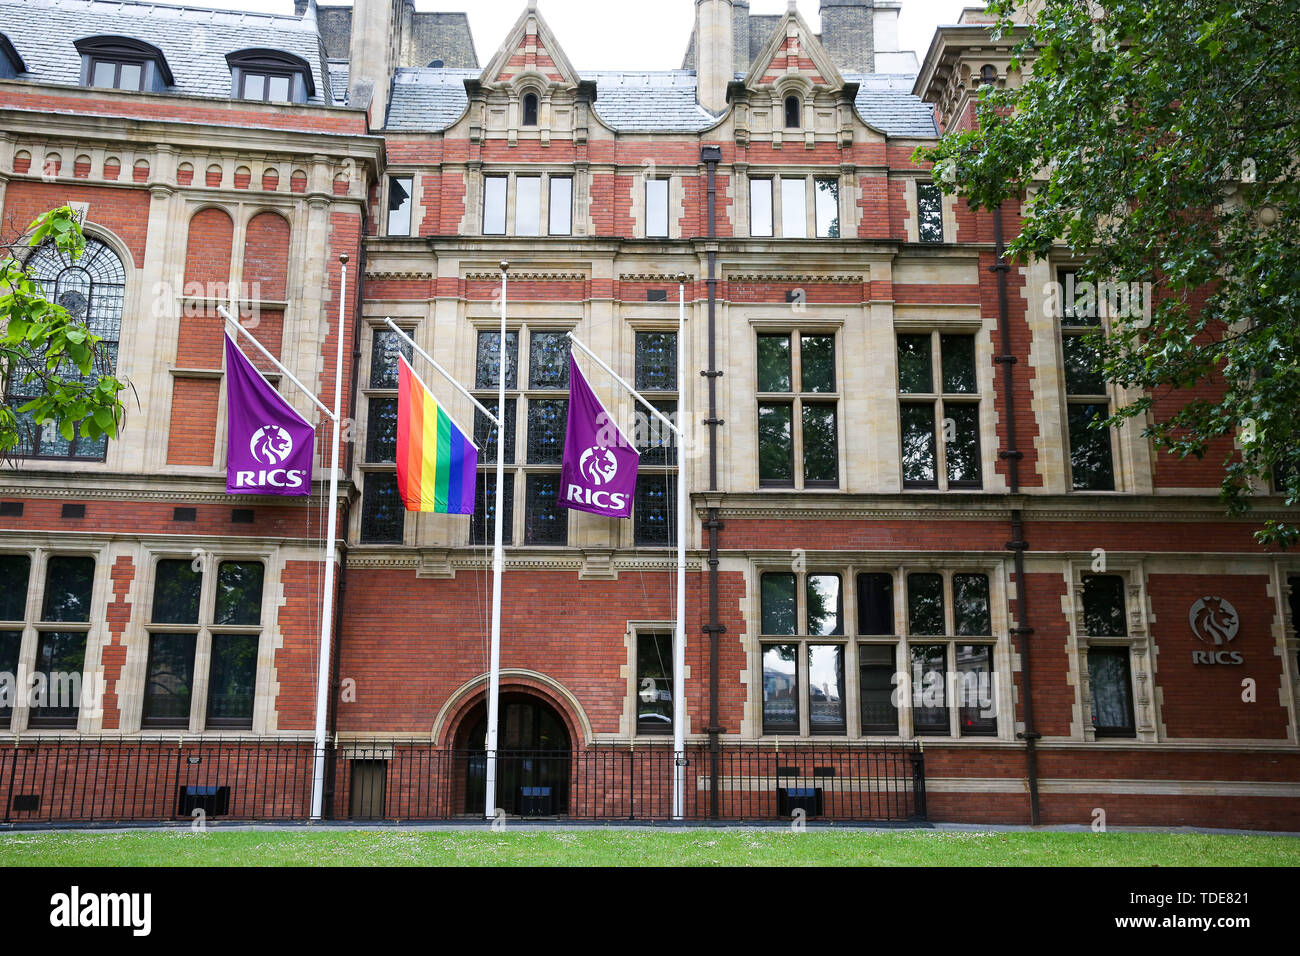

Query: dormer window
[
  {"left": 522, "top": 92, "right": 539, "bottom": 127},
  {"left": 784, "top": 95, "right": 801, "bottom": 129},
  {"left": 226, "top": 49, "right": 314, "bottom": 104},
  {"left": 0, "top": 33, "right": 26, "bottom": 79},
  {"left": 74, "top": 36, "right": 172, "bottom": 92}
]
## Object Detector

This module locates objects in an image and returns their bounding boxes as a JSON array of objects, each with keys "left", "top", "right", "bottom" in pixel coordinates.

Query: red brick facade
[{"left": 0, "top": 2, "right": 1295, "bottom": 830}]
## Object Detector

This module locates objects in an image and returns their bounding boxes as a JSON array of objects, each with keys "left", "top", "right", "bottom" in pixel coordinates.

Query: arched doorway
[{"left": 457, "top": 693, "right": 572, "bottom": 816}]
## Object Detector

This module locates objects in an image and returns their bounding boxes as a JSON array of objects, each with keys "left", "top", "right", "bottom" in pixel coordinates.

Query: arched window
[
  {"left": 427, "top": 58, "right": 445, "bottom": 68},
  {"left": 7, "top": 237, "right": 126, "bottom": 460},
  {"left": 979, "top": 65, "right": 998, "bottom": 86},
  {"left": 784, "top": 94, "right": 801, "bottom": 129},
  {"left": 522, "top": 91, "right": 539, "bottom": 127}
]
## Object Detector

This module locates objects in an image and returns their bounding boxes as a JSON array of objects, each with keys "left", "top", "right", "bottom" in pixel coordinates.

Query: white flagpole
[
  {"left": 216, "top": 285, "right": 342, "bottom": 822},
  {"left": 378, "top": 316, "right": 501, "bottom": 820},
  {"left": 673, "top": 272, "right": 688, "bottom": 820},
  {"left": 485, "top": 262, "right": 508, "bottom": 821},
  {"left": 565, "top": 307, "right": 688, "bottom": 820},
  {"left": 310, "top": 256, "right": 347, "bottom": 820}
]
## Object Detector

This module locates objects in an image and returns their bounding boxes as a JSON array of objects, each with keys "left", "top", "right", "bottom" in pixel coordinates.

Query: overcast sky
[{"left": 223, "top": 0, "right": 975, "bottom": 71}]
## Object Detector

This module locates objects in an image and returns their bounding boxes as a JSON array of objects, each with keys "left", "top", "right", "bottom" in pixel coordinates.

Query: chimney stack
[
  {"left": 348, "top": 0, "right": 403, "bottom": 125},
  {"left": 695, "top": 0, "right": 734, "bottom": 114},
  {"left": 819, "top": 0, "right": 874, "bottom": 74}
]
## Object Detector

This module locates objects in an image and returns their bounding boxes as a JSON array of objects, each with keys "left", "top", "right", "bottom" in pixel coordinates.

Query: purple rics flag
[
  {"left": 558, "top": 354, "right": 640, "bottom": 518},
  {"left": 224, "top": 332, "right": 315, "bottom": 496}
]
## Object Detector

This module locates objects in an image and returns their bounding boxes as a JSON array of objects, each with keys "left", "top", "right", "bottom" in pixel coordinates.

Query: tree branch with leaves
[
  {"left": 917, "top": 0, "right": 1299, "bottom": 547},
  {"left": 0, "top": 206, "right": 127, "bottom": 458}
]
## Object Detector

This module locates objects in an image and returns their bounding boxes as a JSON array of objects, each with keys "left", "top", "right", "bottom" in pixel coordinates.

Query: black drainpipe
[
  {"left": 992, "top": 205, "right": 1041, "bottom": 825},
  {"left": 699, "top": 144, "right": 724, "bottom": 818}
]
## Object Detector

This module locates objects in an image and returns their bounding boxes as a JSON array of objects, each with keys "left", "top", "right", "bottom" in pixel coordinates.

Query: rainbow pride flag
[{"left": 396, "top": 355, "right": 478, "bottom": 514}]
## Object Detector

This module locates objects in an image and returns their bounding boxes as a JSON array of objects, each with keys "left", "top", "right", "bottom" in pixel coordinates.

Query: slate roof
[
  {"left": 327, "top": 58, "right": 348, "bottom": 105},
  {"left": 581, "top": 71, "right": 718, "bottom": 133},
  {"left": 385, "top": 67, "right": 937, "bottom": 139},
  {"left": 0, "top": 0, "right": 333, "bottom": 105},
  {"left": 847, "top": 73, "right": 938, "bottom": 138},
  {"left": 384, "top": 67, "right": 476, "bottom": 130}
]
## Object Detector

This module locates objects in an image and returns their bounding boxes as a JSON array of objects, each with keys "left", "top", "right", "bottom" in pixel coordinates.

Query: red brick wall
[
  {"left": 0, "top": 497, "right": 337, "bottom": 540},
  {"left": 2, "top": 87, "right": 368, "bottom": 135},
  {"left": 165, "top": 378, "right": 220, "bottom": 466},
  {"left": 984, "top": 247, "right": 1043, "bottom": 486},
  {"left": 1149, "top": 573, "right": 1288, "bottom": 739},
  {"left": 177, "top": 207, "right": 234, "bottom": 370},
  {"left": 2, "top": 180, "right": 150, "bottom": 265},
  {"left": 98, "top": 555, "right": 135, "bottom": 731},
  {"left": 1017, "top": 571, "right": 1074, "bottom": 736}
]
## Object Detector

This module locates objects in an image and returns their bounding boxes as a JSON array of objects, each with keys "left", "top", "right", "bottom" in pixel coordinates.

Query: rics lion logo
[
  {"left": 250, "top": 425, "right": 293, "bottom": 466},
  {"left": 1188, "top": 596, "right": 1239, "bottom": 646},
  {"left": 578, "top": 445, "right": 619, "bottom": 486}
]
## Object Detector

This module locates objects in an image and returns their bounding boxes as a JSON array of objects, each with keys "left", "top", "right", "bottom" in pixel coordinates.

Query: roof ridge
[{"left": 11, "top": 0, "right": 312, "bottom": 30}]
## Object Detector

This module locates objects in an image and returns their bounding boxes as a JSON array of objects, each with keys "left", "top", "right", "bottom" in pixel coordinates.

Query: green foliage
[
  {"left": 917, "top": 0, "right": 1299, "bottom": 547},
  {"left": 0, "top": 206, "right": 126, "bottom": 455}
]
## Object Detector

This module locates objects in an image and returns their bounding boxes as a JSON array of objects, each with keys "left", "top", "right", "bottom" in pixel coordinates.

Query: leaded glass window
[
  {"left": 917, "top": 183, "right": 943, "bottom": 243},
  {"left": 523, "top": 474, "right": 566, "bottom": 545},
  {"left": 366, "top": 397, "right": 398, "bottom": 463},
  {"left": 474, "top": 400, "right": 517, "bottom": 465},
  {"left": 635, "top": 331, "right": 676, "bottom": 391},
  {"left": 634, "top": 473, "right": 674, "bottom": 547},
  {"left": 475, "top": 330, "right": 519, "bottom": 390},
  {"left": 8, "top": 238, "right": 125, "bottom": 460},
  {"left": 526, "top": 398, "right": 567, "bottom": 464},
  {"left": 360, "top": 473, "right": 403, "bottom": 543},
  {"left": 528, "top": 331, "right": 570, "bottom": 389},
  {"left": 470, "top": 472, "right": 514, "bottom": 546},
  {"left": 369, "top": 328, "right": 413, "bottom": 389}
]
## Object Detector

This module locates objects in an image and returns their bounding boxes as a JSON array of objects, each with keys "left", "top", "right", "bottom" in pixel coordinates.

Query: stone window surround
[
  {"left": 903, "top": 176, "right": 957, "bottom": 245},
  {"left": 467, "top": 317, "right": 576, "bottom": 549},
  {"left": 893, "top": 327, "right": 984, "bottom": 492},
  {"left": 752, "top": 322, "right": 843, "bottom": 491},
  {"left": 1064, "top": 559, "right": 1158, "bottom": 743},
  {"left": 357, "top": 320, "right": 413, "bottom": 546},
  {"left": 1, "top": 544, "right": 109, "bottom": 735},
  {"left": 124, "top": 549, "right": 271, "bottom": 734},
  {"left": 890, "top": 315, "right": 994, "bottom": 493},
  {"left": 619, "top": 620, "right": 684, "bottom": 739},
  {"left": 1052, "top": 263, "right": 1129, "bottom": 495},
  {"left": 744, "top": 558, "right": 1014, "bottom": 741},
  {"left": 742, "top": 168, "right": 844, "bottom": 239},
  {"left": 478, "top": 167, "right": 576, "bottom": 237}
]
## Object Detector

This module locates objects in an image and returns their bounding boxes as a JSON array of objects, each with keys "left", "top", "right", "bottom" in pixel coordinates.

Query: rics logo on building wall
[{"left": 1189, "top": 596, "right": 1242, "bottom": 665}]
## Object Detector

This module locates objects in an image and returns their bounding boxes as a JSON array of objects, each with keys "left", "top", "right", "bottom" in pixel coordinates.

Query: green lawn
[{"left": 0, "top": 828, "right": 1296, "bottom": 866}]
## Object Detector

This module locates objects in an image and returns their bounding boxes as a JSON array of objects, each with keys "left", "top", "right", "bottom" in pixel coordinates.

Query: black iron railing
[{"left": 0, "top": 737, "right": 925, "bottom": 825}]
